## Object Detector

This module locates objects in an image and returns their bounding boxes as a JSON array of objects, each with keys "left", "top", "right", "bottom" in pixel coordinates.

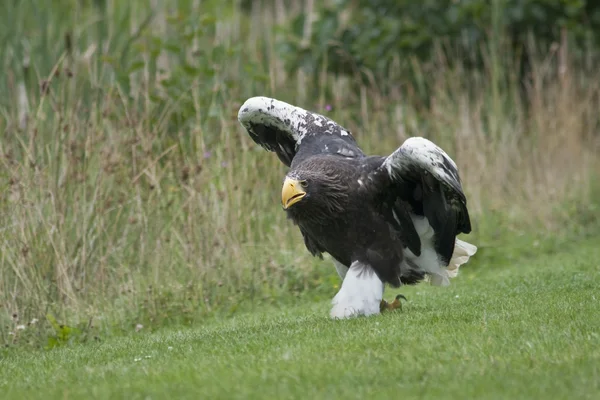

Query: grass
[{"left": 2, "top": 236, "right": 599, "bottom": 399}]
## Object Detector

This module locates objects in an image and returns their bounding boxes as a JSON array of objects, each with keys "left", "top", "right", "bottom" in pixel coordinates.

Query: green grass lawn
[{"left": 2, "top": 236, "right": 599, "bottom": 400}]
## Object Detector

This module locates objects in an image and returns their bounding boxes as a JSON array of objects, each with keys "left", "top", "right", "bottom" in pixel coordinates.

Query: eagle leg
[
  {"left": 330, "top": 261, "right": 384, "bottom": 319},
  {"left": 380, "top": 294, "right": 407, "bottom": 313}
]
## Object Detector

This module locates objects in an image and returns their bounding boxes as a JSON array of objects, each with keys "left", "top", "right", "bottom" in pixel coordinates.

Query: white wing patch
[
  {"left": 238, "top": 96, "right": 353, "bottom": 149},
  {"left": 383, "top": 137, "right": 463, "bottom": 195},
  {"left": 404, "top": 137, "right": 457, "bottom": 169},
  {"left": 337, "top": 148, "right": 356, "bottom": 157},
  {"left": 238, "top": 96, "right": 309, "bottom": 146}
]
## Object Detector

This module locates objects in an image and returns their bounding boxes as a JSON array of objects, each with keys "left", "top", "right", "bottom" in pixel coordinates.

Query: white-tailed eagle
[{"left": 237, "top": 96, "right": 477, "bottom": 319}]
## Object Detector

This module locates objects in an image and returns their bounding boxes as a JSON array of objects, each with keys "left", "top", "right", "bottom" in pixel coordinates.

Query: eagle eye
[{"left": 300, "top": 180, "right": 308, "bottom": 188}]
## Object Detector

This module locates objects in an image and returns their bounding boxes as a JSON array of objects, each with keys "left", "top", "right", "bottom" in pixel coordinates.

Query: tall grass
[{"left": 1, "top": 0, "right": 598, "bottom": 347}]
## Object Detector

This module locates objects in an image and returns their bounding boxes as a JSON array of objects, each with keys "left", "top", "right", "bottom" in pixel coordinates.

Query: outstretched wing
[
  {"left": 237, "top": 96, "right": 365, "bottom": 167},
  {"left": 375, "top": 137, "right": 472, "bottom": 265}
]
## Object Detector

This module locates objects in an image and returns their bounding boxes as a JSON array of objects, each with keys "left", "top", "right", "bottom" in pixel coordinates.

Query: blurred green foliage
[
  {"left": 0, "top": 0, "right": 268, "bottom": 133},
  {"left": 275, "top": 0, "right": 600, "bottom": 98}
]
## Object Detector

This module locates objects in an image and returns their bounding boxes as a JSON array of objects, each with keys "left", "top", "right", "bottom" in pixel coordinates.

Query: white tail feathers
[
  {"left": 446, "top": 238, "right": 478, "bottom": 278},
  {"left": 428, "top": 238, "right": 477, "bottom": 286}
]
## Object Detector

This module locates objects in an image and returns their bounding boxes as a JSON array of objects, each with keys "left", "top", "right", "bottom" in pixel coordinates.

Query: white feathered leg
[{"left": 330, "top": 261, "right": 384, "bottom": 319}]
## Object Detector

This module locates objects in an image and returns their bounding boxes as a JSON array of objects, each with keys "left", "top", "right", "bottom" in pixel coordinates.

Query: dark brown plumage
[{"left": 284, "top": 155, "right": 416, "bottom": 288}]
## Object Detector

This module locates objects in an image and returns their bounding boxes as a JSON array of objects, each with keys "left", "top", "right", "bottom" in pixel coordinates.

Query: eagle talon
[{"left": 380, "top": 294, "right": 407, "bottom": 313}]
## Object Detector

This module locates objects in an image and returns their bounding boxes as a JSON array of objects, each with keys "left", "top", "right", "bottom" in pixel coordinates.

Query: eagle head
[
  {"left": 281, "top": 176, "right": 309, "bottom": 210},
  {"left": 280, "top": 168, "right": 349, "bottom": 217}
]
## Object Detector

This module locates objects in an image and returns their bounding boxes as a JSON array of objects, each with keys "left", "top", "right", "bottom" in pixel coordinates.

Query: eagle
[{"left": 237, "top": 96, "right": 477, "bottom": 319}]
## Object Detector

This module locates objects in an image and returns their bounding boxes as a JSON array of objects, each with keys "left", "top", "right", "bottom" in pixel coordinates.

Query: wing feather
[
  {"left": 379, "top": 137, "right": 472, "bottom": 264},
  {"left": 237, "top": 96, "right": 364, "bottom": 167}
]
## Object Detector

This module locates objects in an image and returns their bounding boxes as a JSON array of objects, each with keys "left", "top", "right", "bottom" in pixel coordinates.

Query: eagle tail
[
  {"left": 428, "top": 238, "right": 477, "bottom": 286},
  {"left": 446, "top": 238, "right": 477, "bottom": 278}
]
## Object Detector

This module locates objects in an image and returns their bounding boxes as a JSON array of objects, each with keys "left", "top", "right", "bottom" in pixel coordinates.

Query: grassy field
[{"left": 2, "top": 236, "right": 599, "bottom": 399}]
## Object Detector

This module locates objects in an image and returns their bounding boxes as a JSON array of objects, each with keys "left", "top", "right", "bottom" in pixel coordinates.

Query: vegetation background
[{"left": 1, "top": 0, "right": 599, "bottom": 351}]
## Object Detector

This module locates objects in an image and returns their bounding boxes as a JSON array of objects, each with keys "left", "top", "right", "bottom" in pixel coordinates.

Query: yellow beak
[{"left": 281, "top": 177, "right": 306, "bottom": 209}]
